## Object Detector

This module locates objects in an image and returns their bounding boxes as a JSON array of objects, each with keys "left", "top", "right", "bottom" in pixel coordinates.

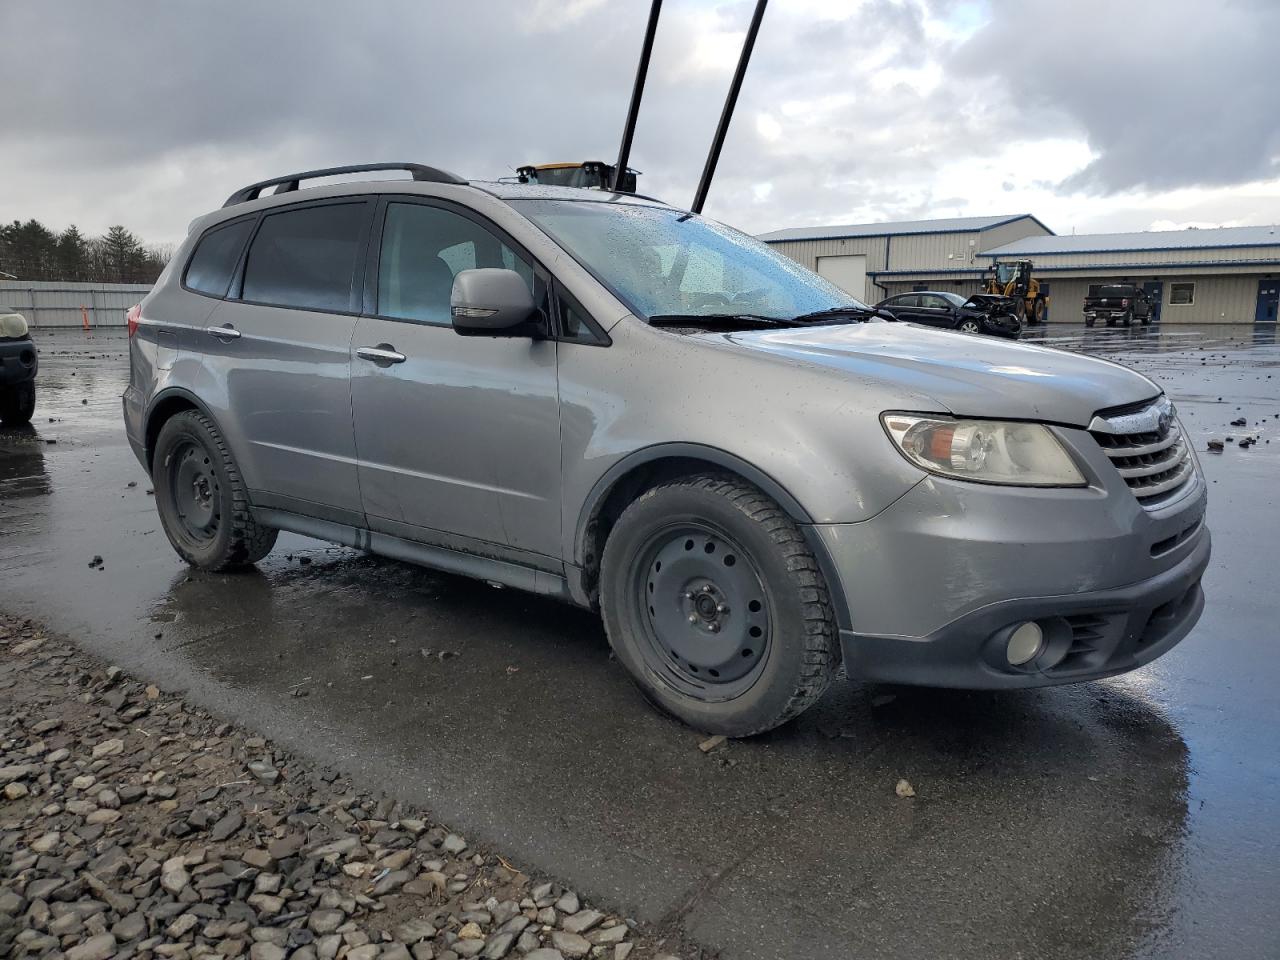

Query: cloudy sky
[{"left": 3, "top": 0, "right": 1278, "bottom": 247}]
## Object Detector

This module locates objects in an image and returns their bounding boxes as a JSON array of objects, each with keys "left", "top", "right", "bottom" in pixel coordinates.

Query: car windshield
[{"left": 509, "top": 199, "right": 867, "bottom": 324}]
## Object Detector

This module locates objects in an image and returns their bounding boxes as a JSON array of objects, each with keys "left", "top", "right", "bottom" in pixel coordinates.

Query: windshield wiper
[
  {"left": 648, "top": 313, "right": 794, "bottom": 329},
  {"left": 788, "top": 305, "right": 894, "bottom": 323}
]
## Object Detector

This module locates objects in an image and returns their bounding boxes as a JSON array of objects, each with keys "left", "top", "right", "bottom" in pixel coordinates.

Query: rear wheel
[
  {"left": 0, "top": 381, "right": 35, "bottom": 426},
  {"left": 600, "top": 474, "right": 838, "bottom": 736},
  {"left": 1122, "top": 312, "right": 1133, "bottom": 328},
  {"left": 152, "top": 410, "right": 277, "bottom": 570},
  {"left": 1027, "top": 299, "right": 1046, "bottom": 325}
]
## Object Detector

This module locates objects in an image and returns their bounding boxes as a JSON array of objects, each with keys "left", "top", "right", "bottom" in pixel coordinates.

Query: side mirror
[{"left": 450, "top": 268, "right": 538, "bottom": 337}]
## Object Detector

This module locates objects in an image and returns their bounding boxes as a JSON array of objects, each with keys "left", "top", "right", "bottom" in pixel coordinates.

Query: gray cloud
[
  {"left": 949, "top": 0, "right": 1280, "bottom": 195},
  {"left": 1, "top": 0, "right": 1278, "bottom": 245}
]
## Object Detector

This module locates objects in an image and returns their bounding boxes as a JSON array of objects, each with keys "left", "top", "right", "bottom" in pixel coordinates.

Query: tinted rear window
[
  {"left": 242, "top": 203, "right": 368, "bottom": 311},
  {"left": 185, "top": 219, "right": 254, "bottom": 298},
  {"left": 1100, "top": 285, "right": 1136, "bottom": 297}
]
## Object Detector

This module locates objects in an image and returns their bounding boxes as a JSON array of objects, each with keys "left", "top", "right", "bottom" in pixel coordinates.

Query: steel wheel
[
  {"left": 631, "top": 522, "right": 771, "bottom": 701},
  {"left": 167, "top": 439, "right": 222, "bottom": 544}
]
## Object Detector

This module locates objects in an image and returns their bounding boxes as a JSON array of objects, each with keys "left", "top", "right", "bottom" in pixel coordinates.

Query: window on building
[
  {"left": 1170, "top": 282, "right": 1195, "bottom": 305},
  {"left": 185, "top": 218, "right": 254, "bottom": 298},
  {"left": 242, "top": 203, "right": 369, "bottom": 311}
]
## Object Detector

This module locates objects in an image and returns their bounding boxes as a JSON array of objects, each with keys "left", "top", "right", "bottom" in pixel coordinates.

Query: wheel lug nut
[
  {"left": 708, "top": 623, "right": 720, "bottom": 633},
  {"left": 688, "top": 614, "right": 698, "bottom": 624},
  {"left": 684, "top": 591, "right": 695, "bottom": 600},
  {"left": 702, "top": 584, "right": 713, "bottom": 594},
  {"left": 716, "top": 604, "right": 728, "bottom": 614}
]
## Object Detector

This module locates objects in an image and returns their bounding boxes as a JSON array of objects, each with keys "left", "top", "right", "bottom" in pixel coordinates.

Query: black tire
[
  {"left": 0, "top": 381, "right": 35, "bottom": 426},
  {"left": 599, "top": 474, "right": 838, "bottom": 736},
  {"left": 152, "top": 410, "right": 277, "bottom": 570},
  {"left": 957, "top": 318, "right": 982, "bottom": 334},
  {"left": 1122, "top": 313, "right": 1132, "bottom": 327},
  {"left": 1085, "top": 317, "right": 1096, "bottom": 328},
  {"left": 1140, "top": 315, "right": 1152, "bottom": 326}
]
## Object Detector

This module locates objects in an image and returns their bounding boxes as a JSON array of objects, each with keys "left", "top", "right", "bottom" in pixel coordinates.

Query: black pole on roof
[
  {"left": 612, "top": 0, "right": 664, "bottom": 194},
  {"left": 691, "top": 0, "right": 768, "bottom": 214}
]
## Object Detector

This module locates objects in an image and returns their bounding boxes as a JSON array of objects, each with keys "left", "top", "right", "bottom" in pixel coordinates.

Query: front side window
[
  {"left": 920, "top": 294, "right": 951, "bottom": 309},
  {"left": 510, "top": 200, "right": 863, "bottom": 322},
  {"left": 378, "top": 203, "right": 536, "bottom": 325},
  {"left": 185, "top": 219, "right": 254, "bottom": 298},
  {"left": 242, "top": 203, "right": 368, "bottom": 311},
  {"left": 1170, "top": 282, "right": 1194, "bottom": 305}
]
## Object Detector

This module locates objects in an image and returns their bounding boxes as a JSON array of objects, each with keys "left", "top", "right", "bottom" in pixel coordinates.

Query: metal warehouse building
[
  {"left": 758, "top": 214, "right": 1051, "bottom": 306},
  {"left": 761, "top": 217, "right": 1280, "bottom": 324},
  {"left": 978, "top": 226, "right": 1280, "bottom": 325}
]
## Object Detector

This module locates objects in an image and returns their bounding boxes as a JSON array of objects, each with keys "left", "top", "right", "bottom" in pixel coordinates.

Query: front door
[
  {"left": 204, "top": 198, "right": 373, "bottom": 523},
  {"left": 1143, "top": 281, "right": 1164, "bottom": 323},
  {"left": 1256, "top": 278, "right": 1279, "bottom": 323},
  {"left": 914, "top": 293, "right": 954, "bottom": 327},
  {"left": 350, "top": 198, "right": 563, "bottom": 564}
]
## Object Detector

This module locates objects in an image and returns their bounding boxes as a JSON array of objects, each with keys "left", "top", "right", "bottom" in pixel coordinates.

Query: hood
[
  {"left": 962, "top": 293, "right": 1017, "bottom": 314},
  {"left": 705, "top": 321, "right": 1159, "bottom": 427}
]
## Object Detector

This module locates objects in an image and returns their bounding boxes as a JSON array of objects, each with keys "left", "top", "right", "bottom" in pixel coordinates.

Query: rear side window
[
  {"left": 242, "top": 203, "right": 368, "bottom": 311},
  {"left": 185, "top": 219, "right": 254, "bottom": 298}
]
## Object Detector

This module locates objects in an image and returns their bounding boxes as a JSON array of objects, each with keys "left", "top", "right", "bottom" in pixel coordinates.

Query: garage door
[{"left": 816, "top": 254, "right": 867, "bottom": 301}]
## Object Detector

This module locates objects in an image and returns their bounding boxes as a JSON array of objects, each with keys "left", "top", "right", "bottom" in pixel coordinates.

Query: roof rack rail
[{"left": 223, "top": 163, "right": 467, "bottom": 207}]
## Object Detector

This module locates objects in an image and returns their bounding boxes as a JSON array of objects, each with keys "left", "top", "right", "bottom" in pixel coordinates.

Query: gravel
[{"left": 0, "top": 613, "right": 689, "bottom": 960}]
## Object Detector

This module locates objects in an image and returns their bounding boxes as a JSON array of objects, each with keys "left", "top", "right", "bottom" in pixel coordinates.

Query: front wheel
[
  {"left": 1085, "top": 316, "right": 1096, "bottom": 328},
  {"left": 152, "top": 410, "right": 277, "bottom": 570},
  {"left": 600, "top": 475, "right": 838, "bottom": 737},
  {"left": 0, "top": 381, "right": 35, "bottom": 426},
  {"left": 957, "top": 318, "right": 982, "bottom": 334}
]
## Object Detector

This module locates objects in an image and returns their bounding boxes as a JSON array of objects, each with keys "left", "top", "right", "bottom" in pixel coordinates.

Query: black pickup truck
[{"left": 1083, "top": 284, "right": 1153, "bottom": 327}]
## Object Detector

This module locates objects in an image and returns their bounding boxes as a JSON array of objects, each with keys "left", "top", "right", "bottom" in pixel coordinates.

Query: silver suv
[{"left": 124, "top": 163, "right": 1210, "bottom": 736}]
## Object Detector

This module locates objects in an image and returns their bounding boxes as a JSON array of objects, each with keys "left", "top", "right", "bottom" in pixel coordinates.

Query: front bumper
[
  {"left": 814, "top": 425, "right": 1209, "bottom": 688},
  {"left": 980, "top": 314, "right": 1022, "bottom": 339},
  {"left": 838, "top": 533, "right": 1208, "bottom": 688},
  {"left": 0, "top": 337, "right": 38, "bottom": 386}
]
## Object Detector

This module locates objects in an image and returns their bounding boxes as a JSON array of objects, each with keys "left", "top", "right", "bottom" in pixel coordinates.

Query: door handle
[
  {"left": 356, "top": 344, "right": 406, "bottom": 365},
  {"left": 205, "top": 324, "right": 241, "bottom": 341}
]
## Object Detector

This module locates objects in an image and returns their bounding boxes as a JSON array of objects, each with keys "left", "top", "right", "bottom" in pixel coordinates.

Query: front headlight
[
  {"left": 0, "top": 312, "right": 29, "bottom": 338},
  {"left": 881, "top": 413, "right": 1086, "bottom": 486}
]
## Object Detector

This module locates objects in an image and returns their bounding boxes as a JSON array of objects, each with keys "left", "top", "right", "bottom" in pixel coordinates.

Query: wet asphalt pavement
[{"left": 1, "top": 324, "right": 1277, "bottom": 959}]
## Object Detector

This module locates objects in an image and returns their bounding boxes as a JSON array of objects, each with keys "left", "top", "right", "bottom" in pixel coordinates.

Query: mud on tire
[
  {"left": 599, "top": 473, "right": 838, "bottom": 737},
  {"left": 152, "top": 410, "right": 277, "bottom": 570}
]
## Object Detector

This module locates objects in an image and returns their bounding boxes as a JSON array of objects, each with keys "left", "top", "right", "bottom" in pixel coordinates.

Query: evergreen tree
[{"left": 55, "top": 225, "right": 90, "bottom": 281}]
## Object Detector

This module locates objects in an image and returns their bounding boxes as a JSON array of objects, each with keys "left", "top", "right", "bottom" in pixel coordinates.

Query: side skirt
[{"left": 254, "top": 508, "right": 578, "bottom": 604}]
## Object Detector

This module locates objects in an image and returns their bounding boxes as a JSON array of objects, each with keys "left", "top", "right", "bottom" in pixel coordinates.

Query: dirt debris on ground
[{"left": 0, "top": 614, "right": 685, "bottom": 960}]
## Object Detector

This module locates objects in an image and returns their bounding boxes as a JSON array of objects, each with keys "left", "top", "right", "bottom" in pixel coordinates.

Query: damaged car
[
  {"left": 124, "top": 163, "right": 1209, "bottom": 737},
  {"left": 875, "top": 291, "right": 1023, "bottom": 338}
]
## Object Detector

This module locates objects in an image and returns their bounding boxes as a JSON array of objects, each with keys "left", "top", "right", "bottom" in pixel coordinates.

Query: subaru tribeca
[{"left": 123, "top": 163, "right": 1210, "bottom": 736}]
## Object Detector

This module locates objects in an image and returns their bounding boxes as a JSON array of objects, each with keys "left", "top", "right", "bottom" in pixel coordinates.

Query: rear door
[
  {"left": 881, "top": 294, "right": 919, "bottom": 320},
  {"left": 202, "top": 198, "right": 373, "bottom": 523},
  {"left": 349, "top": 198, "right": 563, "bottom": 564}
]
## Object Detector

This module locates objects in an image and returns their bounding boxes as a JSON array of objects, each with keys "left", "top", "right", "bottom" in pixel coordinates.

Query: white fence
[{"left": 0, "top": 280, "right": 152, "bottom": 328}]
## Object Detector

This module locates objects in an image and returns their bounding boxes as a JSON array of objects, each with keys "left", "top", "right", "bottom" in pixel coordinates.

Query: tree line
[{"left": 0, "top": 219, "right": 172, "bottom": 284}]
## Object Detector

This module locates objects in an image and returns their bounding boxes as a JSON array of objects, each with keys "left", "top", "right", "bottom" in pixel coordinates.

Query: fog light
[{"left": 1006, "top": 621, "right": 1044, "bottom": 666}]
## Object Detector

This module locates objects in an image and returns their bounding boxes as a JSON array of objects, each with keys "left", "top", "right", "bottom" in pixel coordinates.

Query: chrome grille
[{"left": 1089, "top": 396, "right": 1194, "bottom": 506}]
